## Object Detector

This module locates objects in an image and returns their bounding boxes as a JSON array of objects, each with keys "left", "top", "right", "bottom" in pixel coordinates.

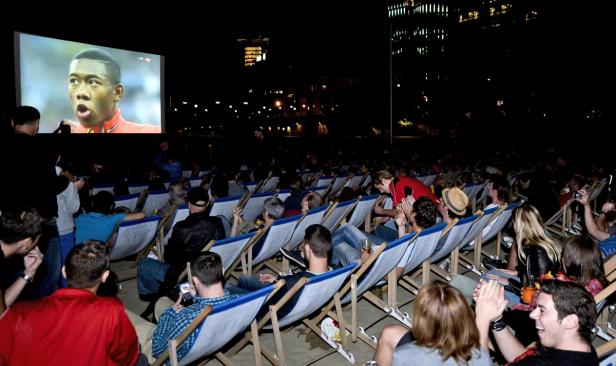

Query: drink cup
[{"left": 360, "top": 238, "right": 372, "bottom": 255}]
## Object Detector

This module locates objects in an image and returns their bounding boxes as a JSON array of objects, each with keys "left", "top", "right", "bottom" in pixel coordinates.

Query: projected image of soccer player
[{"left": 66, "top": 48, "right": 160, "bottom": 133}]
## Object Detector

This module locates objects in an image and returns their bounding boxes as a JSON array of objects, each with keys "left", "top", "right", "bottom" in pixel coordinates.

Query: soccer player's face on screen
[{"left": 68, "top": 58, "right": 122, "bottom": 127}]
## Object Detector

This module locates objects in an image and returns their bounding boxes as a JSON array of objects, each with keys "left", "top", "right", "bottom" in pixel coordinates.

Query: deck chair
[
  {"left": 284, "top": 205, "right": 329, "bottom": 250},
  {"left": 312, "top": 175, "right": 334, "bottom": 189},
  {"left": 456, "top": 205, "right": 506, "bottom": 275},
  {"left": 91, "top": 184, "right": 115, "bottom": 196},
  {"left": 321, "top": 198, "right": 359, "bottom": 232},
  {"left": 211, "top": 232, "right": 258, "bottom": 276},
  {"left": 345, "top": 174, "right": 365, "bottom": 190},
  {"left": 127, "top": 183, "right": 148, "bottom": 195},
  {"left": 316, "top": 234, "right": 415, "bottom": 351},
  {"left": 347, "top": 194, "right": 382, "bottom": 231},
  {"left": 188, "top": 177, "right": 202, "bottom": 188},
  {"left": 245, "top": 181, "right": 258, "bottom": 193},
  {"left": 594, "top": 279, "right": 616, "bottom": 341},
  {"left": 209, "top": 194, "right": 244, "bottom": 223},
  {"left": 301, "top": 170, "right": 314, "bottom": 184},
  {"left": 544, "top": 198, "right": 577, "bottom": 239},
  {"left": 478, "top": 201, "right": 522, "bottom": 261},
  {"left": 599, "top": 346, "right": 616, "bottom": 365},
  {"left": 258, "top": 176, "right": 279, "bottom": 193},
  {"left": 141, "top": 190, "right": 170, "bottom": 216},
  {"left": 589, "top": 178, "right": 608, "bottom": 212},
  {"left": 160, "top": 204, "right": 189, "bottom": 247},
  {"left": 396, "top": 223, "right": 450, "bottom": 311},
  {"left": 275, "top": 189, "right": 291, "bottom": 202},
  {"left": 227, "top": 263, "right": 358, "bottom": 365},
  {"left": 241, "top": 192, "right": 276, "bottom": 224},
  {"left": 181, "top": 170, "right": 193, "bottom": 179},
  {"left": 246, "top": 214, "right": 303, "bottom": 275},
  {"left": 327, "top": 175, "right": 350, "bottom": 199},
  {"left": 307, "top": 185, "right": 329, "bottom": 197},
  {"left": 152, "top": 283, "right": 283, "bottom": 366},
  {"left": 429, "top": 213, "right": 483, "bottom": 280},
  {"left": 108, "top": 216, "right": 161, "bottom": 261},
  {"left": 463, "top": 182, "right": 486, "bottom": 212},
  {"left": 114, "top": 193, "right": 141, "bottom": 212}
]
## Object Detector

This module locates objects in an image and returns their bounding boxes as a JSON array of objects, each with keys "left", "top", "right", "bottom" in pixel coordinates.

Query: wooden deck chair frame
[
  {"left": 152, "top": 281, "right": 285, "bottom": 366},
  {"left": 312, "top": 236, "right": 414, "bottom": 351},
  {"left": 321, "top": 197, "right": 360, "bottom": 232},
  {"left": 429, "top": 211, "right": 484, "bottom": 281},
  {"left": 594, "top": 278, "right": 616, "bottom": 342},
  {"left": 457, "top": 204, "right": 507, "bottom": 274},
  {"left": 544, "top": 199, "right": 576, "bottom": 239},
  {"left": 226, "top": 263, "right": 358, "bottom": 365}
]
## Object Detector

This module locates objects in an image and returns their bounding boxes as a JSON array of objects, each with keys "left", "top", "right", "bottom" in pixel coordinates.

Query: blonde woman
[
  {"left": 505, "top": 203, "right": 561, "bottom": 279},
  {"left": 374, "top": 282, "right": 491, "bottom": 366}
]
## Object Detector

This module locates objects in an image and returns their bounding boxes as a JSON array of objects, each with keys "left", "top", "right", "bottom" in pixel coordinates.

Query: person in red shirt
[
  {"left": 373, "top": 169, "right": 438, "bottom": 218},
  {"left": 0, "top": 241, "right": 140, "bottom": 366},
  {"left": 65, "top": 48, "right": 160, "bottom": 134}
]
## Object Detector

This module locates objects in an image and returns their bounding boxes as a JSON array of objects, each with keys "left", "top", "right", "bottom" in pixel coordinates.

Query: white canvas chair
[
  {"left": 108, "top": 216, "right": 161, "bottom": 261},
  {"left": 283, "top": 204, "right": 329, "bottom": 252},
  {"left": 346, "top": 194, "right": 382, "bottom": 231},
  {"left": 429, "top": 213, "right": 483, "bottom": 280},
  {"left": 241, "top": 192, "right": 276, "bottom": 224},
  {"left": 210, "top": 232, "right": 257, "bottom": 275},
  {"left": 114, "top": 193, "right": 140, "bottom": 212},
  {"left": 152, "top": 283, "right": 283, "bottom": 366},
  {"left": 181, "top": 170, "right": 193, "bottom": 179},
  {"left": 313, "top": 175, "right": 334, "bottom": 189},
  {"left": 246, "top": 214, "right": 303, "bottom": 275},
  {"left": 321, "top": 198, "right": 359, "bottom": 232},
  {"left": 258, "top": 176, "right": 279, "bottom": 193},
  {"left": 307, "top": 185, "right": 329, "bottom": 197},
  {"left": 463, "top": 182, "right": 486, "bottom": 212},
  {"left": 141, "top": 189, "right": 170, "bottom": 216},
  {"left": 301, "top": 170, "right": 314, "bottom": 184},
  {"left": 160, "top": 204, "right": 189, "bottom": 248},
  {"left": 91, "top": 184, "right": 115, "bottom": 196},
  {"left": 188, "top": 177, "right": 202, "bottom": 188},
  {"left": 275, "top": 189, "right": 291, "bottom": 202},
  {"left": 208, "top": 194, "right": 244, "bottom": 223},
  {"left": 245, "top": 181, "right": 258, "bottom": 193},
  {"left": 316, "top": 234, "right": 414, "bottom": 351},
  {"left": 393, "top": 222, "right": 449, "bottom": 325},
  {"left": 457, "top": 205, "right": 506, "bottom": 275},
  {"left": 327, "top": 175, "right": 350, "bottom": 199},
  {"left": 127, "top": 183, "right": 148, "bottom": 195},
  {"left": 228, "top": 263, "right": 358, "bottom": 365},
  {"left": 345, "top": 174, "right": 365, "bottom": 190},
  {"left": 479, "top": 201, "right": 522, "bottom": 261}
]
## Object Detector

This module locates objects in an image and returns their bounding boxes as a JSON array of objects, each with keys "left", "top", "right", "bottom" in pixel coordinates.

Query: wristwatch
[
  {"left": 20, "top": 273, "right": 34, "bottom": 283},
  {"left": 490, "top": 317, "right": 507, "bottom": 332}
]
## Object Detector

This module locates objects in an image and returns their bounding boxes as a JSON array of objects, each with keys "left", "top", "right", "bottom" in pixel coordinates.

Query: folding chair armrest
[
  {"left": 604, "top": 255, "right": 616, "bottom": 278},
  {"left": 151, "top": 305, "right": 213, "bottom": 366},
  {"left": 597, "top": 337, "right": 616, "bottom": 358},
  {"left": 595, "top": 280, "right": 616, "bottom": 304}
]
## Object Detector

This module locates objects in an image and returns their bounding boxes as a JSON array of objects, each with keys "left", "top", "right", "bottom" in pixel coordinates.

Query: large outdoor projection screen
[{"left": 15, "top": 32, "right": 164, "bottom": 133}]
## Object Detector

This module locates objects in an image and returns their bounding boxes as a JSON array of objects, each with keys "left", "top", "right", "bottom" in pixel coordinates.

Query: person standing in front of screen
[{"left": 65, "top": 48, "right": 160, "bottom": 134}]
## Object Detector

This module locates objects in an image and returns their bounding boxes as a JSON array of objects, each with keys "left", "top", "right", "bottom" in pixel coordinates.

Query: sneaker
[
  {"left": 280, "top": 248, "right": 307, "bottom": 269},
  {"left": 321, "top": 317, "right": 342, "bottom": 342},
  {"left": 438, "top": 258, "right": 451, "bottom": 272}
]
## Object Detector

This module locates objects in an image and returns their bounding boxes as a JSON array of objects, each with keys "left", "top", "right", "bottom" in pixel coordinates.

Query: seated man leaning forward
[
  {"left": 129, "top": 251, "right": 240, "bottom": 363},
  {"left": 233, "top": 224, "right": 332, "bottom": 320},
  {"left": 0, "top": 240, "right": 140, "bottom": 366}
]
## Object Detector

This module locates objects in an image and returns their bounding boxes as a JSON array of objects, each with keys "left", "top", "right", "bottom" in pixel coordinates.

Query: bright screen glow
[{"left": 15, "top": 32, "right": 164, "bottom": 133}]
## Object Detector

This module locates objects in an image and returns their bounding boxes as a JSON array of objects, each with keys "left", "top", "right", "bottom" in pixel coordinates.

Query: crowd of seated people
[{"left": 2, "top": 107, "right": 616, "bottom": 365}]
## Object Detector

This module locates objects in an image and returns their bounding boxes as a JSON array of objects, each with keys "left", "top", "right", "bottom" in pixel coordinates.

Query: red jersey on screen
[
  {"left": 389, "top": 176, "right": 437, "bottom": 205},
  {"left": 68, "top": 110, "right": 160, "bottom": 133}
]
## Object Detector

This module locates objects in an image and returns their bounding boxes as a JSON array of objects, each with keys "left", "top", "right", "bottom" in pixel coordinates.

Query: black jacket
[
  {"left": 163, "top": 211, "right": 225, "bottom": 286},
  {"left": 519, "top": 244, "right": 559, "bottom": 281}
]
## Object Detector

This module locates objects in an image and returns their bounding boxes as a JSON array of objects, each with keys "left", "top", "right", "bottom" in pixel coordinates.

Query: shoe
[
  {"left": 280, "top": 248, "right": 307, "bottom": 269},
  {"left": 321, "top": 317, "right": 343, "bottom": 342},
  {"left": 438, "top": 258, "right": 451, "bottom": 273},
  {"left": 482, "top": 257, "right": 507, "bottom": 271}
]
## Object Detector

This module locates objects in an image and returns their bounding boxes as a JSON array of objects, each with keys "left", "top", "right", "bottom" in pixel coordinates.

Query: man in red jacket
[{"left": 0, "top": 241, "right": 140, "bottom": 366}]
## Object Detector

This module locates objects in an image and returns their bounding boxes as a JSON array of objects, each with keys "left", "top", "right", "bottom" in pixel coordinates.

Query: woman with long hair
[
  {"left": 506, "top": 203, "right": 561, "bottom": 279},
  {"left": 559, "top": 234, "right": 607, "bottom": 295},
  {"left": 374, "top": 282, "right": 490, "bottom": 366}
]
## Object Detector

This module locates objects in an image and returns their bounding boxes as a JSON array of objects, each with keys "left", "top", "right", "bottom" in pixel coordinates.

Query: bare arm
[
  {"left": 4, "top": 247, "right": 43, "bottom": 307},
  {"left": 576, "top": 190, "right": 610, "bottom": 241},
  {"left": 124, "top": 212, "right": 146, "bottom": 221}
]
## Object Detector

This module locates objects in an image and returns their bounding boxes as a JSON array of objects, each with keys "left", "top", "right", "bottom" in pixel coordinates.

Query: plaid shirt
[{"left": 152, "top": 290, "right": 240, "bottom": 362}]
